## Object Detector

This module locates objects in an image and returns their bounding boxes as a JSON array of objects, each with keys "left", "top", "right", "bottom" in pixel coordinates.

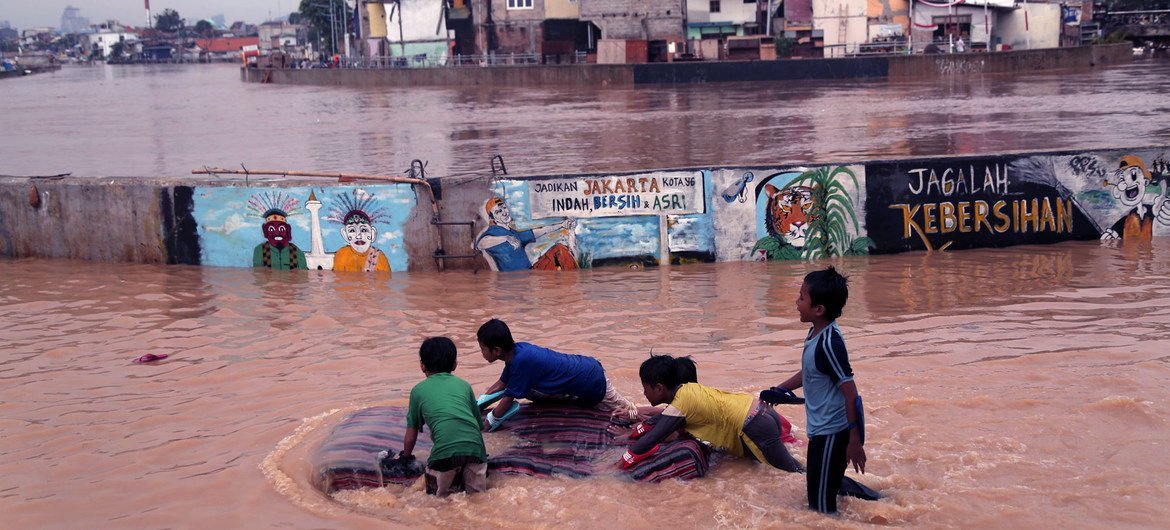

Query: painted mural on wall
[
  {"left": 749, "top": 166, "right": 873, "bottom": 261},
  {"left": 1059, "top": 152, "right": 1170, "bottom": 241},
  {"left": 328, "top": 190, "right": 392, "bottom": 272},
  {"left": 195, "top": 184, "right": 416, "bottom": 271},
  {"left": 475, "top": 197, "right": 579, "bottom": 272},
  {"left": 488, "top": 170, "right": 715, "bottom": 270},
  {"left": 528, "top": 171, "right": 706, "bottom": 218},
  {"left": 175, "top": 148, "right": 1170, "bottom": 274},
  {"left": 248, "top": 192, "right": 305, "bottom": 269},
  {"left": 865, "top": 156, "right": 1102, "bottom": 253}
]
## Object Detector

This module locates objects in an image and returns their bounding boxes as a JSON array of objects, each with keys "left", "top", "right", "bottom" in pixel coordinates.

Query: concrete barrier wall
[
  {"left": 242, "top": 63, "right": 636, "bottom": 88},
  {"left": 0, "top": 177, "right": 170, "bottom": 263},
  {"left": 886, "top": 43, "right": 1133, "bottom": 78},
  {"left": 3, "top": 145, "right": 1166, "bottom": 272},
  {"left": 241, "top": 44, "right": 1132, "bottom": 88}
]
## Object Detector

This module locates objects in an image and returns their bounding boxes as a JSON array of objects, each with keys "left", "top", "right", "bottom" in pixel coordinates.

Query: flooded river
[
  {"left": 1, "top": 61, "right": 1170, "bottom": 179},
  {"left": 2, "top": 61, "right": 1170, "bottom": 528},
  {"left": 2, "top": 241, "right": 1169, "bottom": 528}
]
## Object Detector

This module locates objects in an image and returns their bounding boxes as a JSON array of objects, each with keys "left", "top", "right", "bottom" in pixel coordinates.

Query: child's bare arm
[
  {"left": 402, "top": 427, "right": 419, "bottom": 457},
  {"left": 839, "top": 380, "right": 867, "bottom": 474},
  {"left": 778, "top": 370, "right": 803, "bottom": 390},
  {"left": 484, "top": 378, "right": 507, "bottom": 394}
]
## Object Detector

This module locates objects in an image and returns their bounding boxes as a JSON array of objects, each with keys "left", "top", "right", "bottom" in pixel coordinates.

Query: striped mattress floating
[{"left": 312, "top": 404, "right": 712, "bottom": 493}]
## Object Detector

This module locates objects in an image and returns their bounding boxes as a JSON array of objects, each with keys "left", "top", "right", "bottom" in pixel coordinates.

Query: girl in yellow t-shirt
[{"left": 616, "top": 355, "right": 802, "bottom": 473}]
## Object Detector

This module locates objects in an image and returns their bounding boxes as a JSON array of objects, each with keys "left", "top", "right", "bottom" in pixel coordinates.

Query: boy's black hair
[
  {"left": 639, "top": 355, "right": 698, "bottom": 388},
  {"left": 476, "top": 318, "right": 516, "bottom": 352},
  {"left": 804, "top": 266, "right": 849, "bottom": 321},
  {"left": 419, "top": 336, "right": 457, "bottom": 373}
]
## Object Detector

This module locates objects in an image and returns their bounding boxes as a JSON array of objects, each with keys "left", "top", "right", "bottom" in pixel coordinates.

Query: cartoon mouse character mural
[
  {"left": 1101, "top": 155, "right": 1170, "bottom": 241},
  {"left": 249, "top": 192, "right": 305, "bottom": 270}
]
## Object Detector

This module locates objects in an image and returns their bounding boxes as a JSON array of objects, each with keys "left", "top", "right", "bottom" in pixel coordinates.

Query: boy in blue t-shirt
[
  {"left": 766, "top": 266, "right": 868, "bottom": 514},
  {"left": 476, "top": 318, "right": 639, "bottom": 430}
]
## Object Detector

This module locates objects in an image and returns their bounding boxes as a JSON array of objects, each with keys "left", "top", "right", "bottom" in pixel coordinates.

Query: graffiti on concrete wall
[
  {"left": 489, "top": 171, "right": 714, "bottom": 270},
  {"left": 195, "top": 184, "right": 416, "bottom": 271},
  {"left": 475, "top": 196, "right": 580, "bottom": 272},
  {"left": 1061, "top": 152, "right": 1170, "bottom": 242},
  {"left": 327, "top": 190, "right": 393, "bottom": 273},
  {"left": 247, "top": 191, "right": 305, "bottom": 270},
  {"left": 171, "top": 149, "right": 1170, "bottom": 273},
  {"left": 749, "top": 166, "right": 872, "bottom": 260},
  {"left": 865, "top": 156, "right": 1100, "bottom": 252},
  {"left": 528, "top": 172, "right": 705, "bottom": 218}
]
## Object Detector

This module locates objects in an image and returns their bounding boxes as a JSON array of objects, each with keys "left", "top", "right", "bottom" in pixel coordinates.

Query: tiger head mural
[{"left": 763, "top": 184, "right": 815, "bottom": 248}]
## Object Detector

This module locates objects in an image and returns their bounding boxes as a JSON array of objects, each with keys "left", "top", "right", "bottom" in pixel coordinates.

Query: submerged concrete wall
[
  {"left": 241, "top": 44, "right": 1132, "bottom": 88},
  {"left": 2, "top": 145, "right": 1167, "bottom": 273}
]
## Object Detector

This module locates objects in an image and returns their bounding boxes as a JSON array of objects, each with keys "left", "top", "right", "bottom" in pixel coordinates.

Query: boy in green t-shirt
[{"left": 398, "top": 336, "right": 489, "bottom": 496}]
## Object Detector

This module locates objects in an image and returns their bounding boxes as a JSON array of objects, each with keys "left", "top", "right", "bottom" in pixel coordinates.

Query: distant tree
[
  {"left": 299, "top": 0, "right": 350, "bottom": 55},
  {"left": 155, "top": 8, "right": 184, "bottom": 33},
  {"left": 288, "top": 12, "right": 303, "bottom": 25},
  {"left": 194, "top": 20, "right": 215, "bottom": 37}
]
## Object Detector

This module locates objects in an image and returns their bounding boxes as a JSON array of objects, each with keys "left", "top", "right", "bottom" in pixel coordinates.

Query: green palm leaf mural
[{"left": 785, "top": 166, "right": 873, "bottom": 259}]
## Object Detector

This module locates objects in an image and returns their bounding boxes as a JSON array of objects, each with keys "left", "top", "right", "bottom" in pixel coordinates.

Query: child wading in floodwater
[
  {"left": 394, "top": 337, "right": 488, "bottom": 497},
  {"left": 764, "top": 266, "right": 871, "bottom": 514}
]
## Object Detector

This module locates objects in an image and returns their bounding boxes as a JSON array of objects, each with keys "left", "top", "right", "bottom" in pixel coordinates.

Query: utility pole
[
  {"left": 766, "top": 0, "right": 773, "bottom": 37},
  {"left": 342, "top": 0, "right": 350, "bottom": 57}
]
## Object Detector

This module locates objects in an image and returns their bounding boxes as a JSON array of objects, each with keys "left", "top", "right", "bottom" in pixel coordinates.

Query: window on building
[
  {"left": 507, "top": 0, "right": 534, "bottom": 9},
  {"left": 931, "top": 15, "right": 971, "bottom": 41},
  {"left": 710, "top": 1, "right": 722, "bottom": 12}
]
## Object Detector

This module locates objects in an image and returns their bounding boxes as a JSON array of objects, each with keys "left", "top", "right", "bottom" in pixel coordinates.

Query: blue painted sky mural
[{"left": 194, "top": 184, "right": 417, "bottom": 271}]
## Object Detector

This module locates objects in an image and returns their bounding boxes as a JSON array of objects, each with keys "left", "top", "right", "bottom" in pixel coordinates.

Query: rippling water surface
[
  {"left": 4, "top": 59, "right": 1170, "bottom": 528},
  {"left": 1, "top": 61, "right": 1169, "bottom": 178},
  {"left": 2, "top": 240, "right": 1169, "bottom": 528}
]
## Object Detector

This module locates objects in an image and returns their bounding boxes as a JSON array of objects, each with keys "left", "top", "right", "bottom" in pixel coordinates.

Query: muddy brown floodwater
[
  {"left": 1, "top": 61, "right": 1169, "bottom": 179},
  {"left": 2, "top": 239, "right": 1169, "bottom": 528}
]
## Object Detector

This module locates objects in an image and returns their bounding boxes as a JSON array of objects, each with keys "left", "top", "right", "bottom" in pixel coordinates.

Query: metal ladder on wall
[{"left": 409, "top": 159, "right": 481, "bottom": 272}]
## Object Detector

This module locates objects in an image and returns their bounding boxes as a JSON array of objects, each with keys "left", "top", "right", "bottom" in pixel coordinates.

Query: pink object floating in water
[{"left": 133, "top": 353, "right": 168, "bottom": 364}]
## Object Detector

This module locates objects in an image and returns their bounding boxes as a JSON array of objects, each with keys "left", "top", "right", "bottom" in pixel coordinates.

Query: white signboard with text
[{"left": 528, "top": 172, "right": 706, "bottom": 219}]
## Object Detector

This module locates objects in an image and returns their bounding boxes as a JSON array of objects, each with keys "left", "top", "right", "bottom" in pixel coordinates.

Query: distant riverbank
[
  {"left": 241, "top": 44, "right": 1132, "bottom": 88},
  {"left": 0, "top": 57, "right": 61, "bottom": 80}
]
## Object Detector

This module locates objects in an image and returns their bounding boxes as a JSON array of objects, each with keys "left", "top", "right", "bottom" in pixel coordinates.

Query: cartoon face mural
[
  {"left": 486, "top": 197, "right": 515, "bottom": 228},
  {"left": 328, "top": 190, "right": 391, "bottom": 273},
  {"left": 751, "top": 167, "right": 871, "bottom": 261},
  {"left": 764, "top": 184, "right": 814, "bottom": 249},
  {"left": 262, "top": 212, "right": 292, "bottom": 249},
  {"left": 475, "top": 196, "right": 578, "bottom": 272},
  {"left": 1101, "top": 155, "right": 1170, "bottom": 241},
  {"left": 247, "top": 192, "right": 304, "bottom": 270},
  {"left": 342, "top": 210, "right": 377, "bottom": 253}
]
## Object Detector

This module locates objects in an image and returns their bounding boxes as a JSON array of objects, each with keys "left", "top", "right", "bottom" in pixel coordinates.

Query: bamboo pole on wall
[{"left": 191, "top": 167, "right": 438, "bottom": 212}]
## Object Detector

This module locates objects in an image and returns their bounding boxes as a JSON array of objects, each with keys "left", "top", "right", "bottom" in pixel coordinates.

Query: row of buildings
[
  {"left": 4, "top": 7, "right": 317, "bottom": 64},
  {"left": 351, "top": 0, "right": 1099, "bottom": 65}
]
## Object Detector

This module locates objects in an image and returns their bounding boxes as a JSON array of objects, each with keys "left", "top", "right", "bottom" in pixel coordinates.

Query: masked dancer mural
[
  {"left": 248, "top": 191, "right": 305, "bottom": 270},
  {"left": 328, "top": 190, "right": 392, "bottom": 273}
]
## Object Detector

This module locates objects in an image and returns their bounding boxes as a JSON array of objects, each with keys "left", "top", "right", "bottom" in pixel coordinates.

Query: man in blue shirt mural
[{"left": 474, "top": 197, "right": 579, "bottom": 271}]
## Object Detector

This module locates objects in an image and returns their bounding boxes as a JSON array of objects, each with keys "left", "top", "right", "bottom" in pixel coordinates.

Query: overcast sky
[{"left": 0, "top": 1, "right": 307, "bottom": 30}]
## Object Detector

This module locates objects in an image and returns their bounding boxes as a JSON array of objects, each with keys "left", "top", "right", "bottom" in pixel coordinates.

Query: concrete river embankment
[
  {"left": 3, "top": 145, "right": 1167, "bottom": 273},
  {"left": 240, "top": 44, "right": 1132, "bottom": 88}
]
